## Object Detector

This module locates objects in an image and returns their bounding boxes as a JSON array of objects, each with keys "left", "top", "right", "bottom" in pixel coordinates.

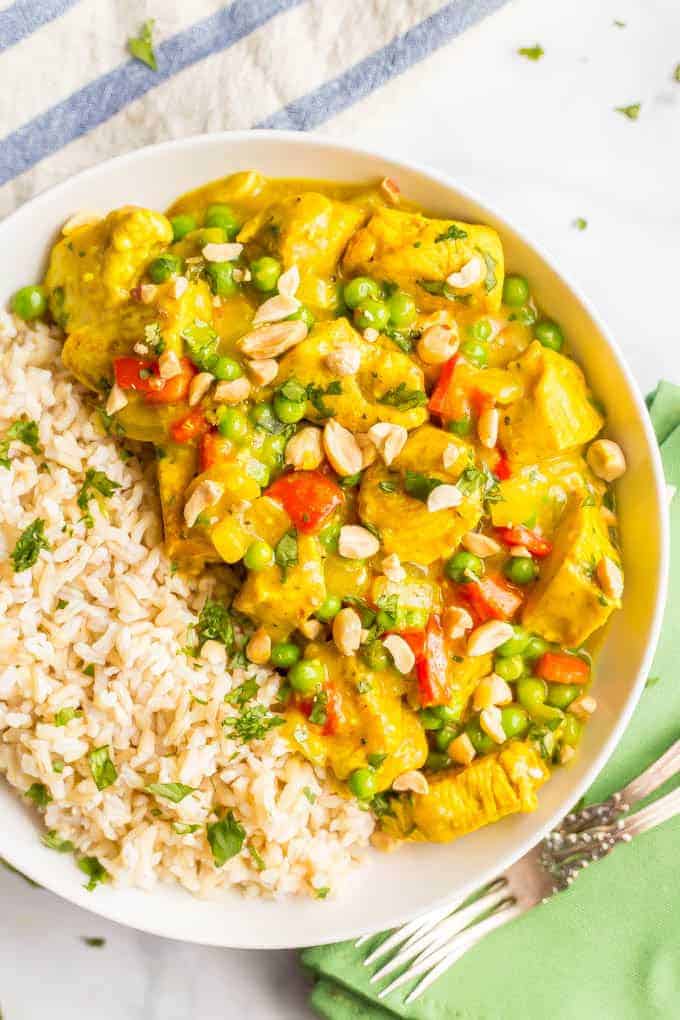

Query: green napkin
[{"left": 304, "top": 382, "right": 680, "bottom": 1020}]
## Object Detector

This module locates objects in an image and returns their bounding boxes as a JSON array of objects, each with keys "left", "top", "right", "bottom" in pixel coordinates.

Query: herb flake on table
[
  {"left": 613, "top": 18, "right": 626, "bottom": 27},
  {"left": 81, "top": 937, "right": 106, "bottom": 947},
  {"left": 145, "top": 782, "right": 195, "bottom": 803},
  {"left": 615, "top": 103, "right": 641, "bottom": 120},
  {"left": 88, "top": 746, "right": 117, "bottom": 791},
  {"left": 674, "top": 63, "right": 680, "bottom": 83},
  {"left": 11, "top": 518, "right": 50, "bottom": 572},
  {"left": 206, "top": 810, "right": 245, "bottom": 867},
  {"left": 573, "top": 217, "right": 588, "bottom": 231},
  {"left": 128, "top": 19, "right": 157, "bottom": 71},
  {"left": 518, "top": 44, "right": 544, "bottom": 61}
]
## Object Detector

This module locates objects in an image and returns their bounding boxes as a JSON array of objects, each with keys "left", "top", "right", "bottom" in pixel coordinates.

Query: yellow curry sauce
[{"left": 40, "top": 171, "right": 625, "bottom": 846}]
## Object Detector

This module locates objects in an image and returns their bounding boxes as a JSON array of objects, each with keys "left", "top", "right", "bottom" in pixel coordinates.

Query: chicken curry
[{"left": 23, "top": 171, "right": 626, "bottom": 848}]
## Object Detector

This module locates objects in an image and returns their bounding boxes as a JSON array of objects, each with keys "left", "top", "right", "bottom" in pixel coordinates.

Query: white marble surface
[{"left": 1, "top": 1, "right": 679, "bottom": 1017}]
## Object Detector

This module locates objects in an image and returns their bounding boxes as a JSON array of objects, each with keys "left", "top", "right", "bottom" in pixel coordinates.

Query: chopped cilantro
[
  {"left": 456, "top": 464, "right": 501, "bottom": 504},
  {"left": 42, "top": 830, "right": 74, "bottom": 852},
  {"left": 615, "top": 103, "right": 641, "bottom": 120},
  {"left": 277, "top": 377, "right": 307, "bottom": 403},
  {"left": 0, "top": 418, "right": 41, "bottom": 467},
  {"left": 645, "top": 675, "right": 660, "bottom": 689},
  {"left": 128, "top": 19, "right": 157, "bottom": 71},
  {"left": 302, "top": 786, "right": 317, "bottom": 804},
  {"left": 518, "top": 44, "right": 544, "bottom": 60},
  {"left": 172, "top": 822, "right": 200, "bottom": 835},
  {"left": 382, "top": 327, "right": 420, "bottom": 352},
  {"left": 613, "top": 19, "right": 626, "bottom": 27},
  {"left": 404, "top": 470, "right": 443, "bottom": 502},
  {"left": 247, "top": 843, "right": 266, "bottom": 871},
  {"left": 25, "top": 783, "right": 51, "bottom": 808},
  {"left": 88, "top": 746, "right": 117, "bottom": 791},
  {"left": 11, "top": 518, "right": 50, "bottom": 572},
  {"left": 206, "top": 810, "right": 245, "bottom": 867},
  {"left": 275, "top": 529, "right": 298, "bottom": 579},
  {"left": 225, "top": 677, "right": 259, "bottom": 707},
  {"left": 81, "top": 937, "right": 106, "bottom": 947},
  {"left": 481, "top": 251, "right": 497, "bottom": 293},
  {"left": 339, "top": 471, "right": 362, "bottom": 489},
  {"left": 367, "top": 752, "right": 388, "bottom": 769},
  {"left": 77, "top": 468, "right": 121, "bottom": 527},
  {"left": 53, "top": 760, "right": 65, "bottom": 773},
  {"left": 196, "top": 600, "right": 234, "bottom": 650},
  {"left": 83, "top": 664, "right": 95, "bottom": 677},
  {"left": 674, "top": 63, "right": 680, "bottom": 83},
  {"left": 144, "top": 322, "right": 165, "bottom": 355},
  {"left": 370, "top": 792, "right": 395, "bottom": 818},
  {"left": 55, "top": 707, "right": 80, "bottom": 726},
  {"left": 145, "top": 782, "right": 194, "bottom": 803},
  {"left": 57, "top": 598, "right": 68, "bottom": 610},
  {"left": 223, "top": 704, "right": 285, "bottom": 742},
  {"left": 573, "top": 217, "right": 588, "bottom": 231},
  {"left": 78, "top": 855, "right": 109, "bottom": 891},
  {"left": 315, "top": 886, "right": 330, "bottom": 899},
  {"left": 435, "top": 224, "right": 468, "bottom": 243},
  {"left": 181, "top": 319, "right": 219, "bottom": 372},
  {"left": 378, "top": 479, "right": 398, "bottom": 494},
  {"left": 306, "top": 381, "right": 342, "bottom": 418},
  {"left": 378, "top": 383, "right": 427, "bottom": 411},
  {"left": 309, "top": 689, "right": 328, "bottom": 726}
]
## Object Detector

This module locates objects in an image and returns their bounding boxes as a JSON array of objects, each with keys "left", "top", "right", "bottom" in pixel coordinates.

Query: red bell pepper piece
[
  {"left": 428, "top": 356, "right": 469, "bottom": 422},
  {"left": 494, "top": 450, "right": 512, "bottom": 480},
  {"left": 497, "top": 525, "right": 552, "bottom": 558},
  {"left": 536, "top": 652, "right": 590, "bottom": 685},
  {"left": 299, "top": 684, "right": 344, "bottom": 736},
  {"left": 170, "top": 408, "right": 210, "bottom": 444},
  {"left": 113, "top": 355, "right": 195, "bottom": 405},
  {"left": 415, "top": 616, "right": 452, "bottom": 707},
  {"left": 398, "top": 629, "right": 427, "bottom": 659},
  {"left": 199, "top": 431, "right": 233, "bottom": 472},
  {"left": 265, "top": 470, "right": 344, "bottom": 534},
  {"left": 463, "top": 575, "right": 523, "bottom": 623}
]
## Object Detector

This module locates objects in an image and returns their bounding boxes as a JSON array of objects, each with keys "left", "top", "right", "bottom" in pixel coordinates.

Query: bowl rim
[{"left": 0, "top": 129, "right": 669, "bottom": 948}]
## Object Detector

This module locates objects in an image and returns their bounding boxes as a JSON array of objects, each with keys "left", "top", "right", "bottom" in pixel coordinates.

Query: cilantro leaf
[
  {"left": 306, "top": 381, "right": 342, "bottom": 418},
  {"left": 247, "top": 843, "right": 266, "bottom": 871},
  {"left": 196, "top": 600, "right": 234, "bottom": 650},
  {"left": 302, "top": 786, "right": 317, "bottom": 804},
  {"left": 435, "top": 224, "right": 468, "bottom": 243},
  {"left": 144, "top": 322, "right": 165, "bottom": 356},
  {"left": 481, "top": 251, "right": 497, "bottom": 294},
  {"left": 206, "top": 811, "right": 245, "bottom": 867},
  {"left": 172, "top": 822, "right": 200, "bottom": 834},
  {"left": 128, "top": 19, "right": 157, "bottom": 71},
  {"left": 518, "top": 44, "right": 544, "bottom": 60},
  {"left": 181, "top": 319, "right": 219, "bottom": 372},
  {"left": 25, "top": 783, "right": 51, "bottom": 808},
  {"left": 88, "top": 747, "right": 117, "bottom": 791},
  {"left": 223, "top": 704, "right": 285, "bottom": 742},
  {"left": 403, "top": 470, "right": 443, "bottom": 503},
  {"left": 275, "top": 529, "right": 298, "bottom": 579},
  {"left": 145, "top": 782, "right": 195, "bottom": 803},
  {"left": 77, "top": 469, "right": 121, "bottom": 527},
  {"left": 224, "top": 677, "right": 258, "bottom": 707},
  {"left": 309, "top": 689, "right": 328, "bottom": 726},
  {"left": 81, "top": 937, "right": 106, "bottom": 947},
  {"left": 55, "top": 707, "right": 80, "bottom": 726},
  {"left": 42, "top": 830, "right": 74, "bottom": 853},
  {"left": 615, "top": 103, "right": 641, "bottom": 120},
  {"left": 573, "top": 217, "right": 588, "bottom": 231},
  {"left": 78, "top": 855, "right": 109, "bottom": 891},
  {"left": 7, "top": 419, "right": 41, "bottom": 454},
  {"left": 11, "top": 519, "right": 50, "bottom": 572},
  {"left": 378, "top": 479, "right": 398, "bottom": 493},
  {"left": 378, "top": 383, "right": 427, "bottom": 411}
]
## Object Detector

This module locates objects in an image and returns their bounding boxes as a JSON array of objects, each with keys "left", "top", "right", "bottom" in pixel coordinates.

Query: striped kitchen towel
[{"left": 0, "top": 0, "right": 509, "bottom": 217}]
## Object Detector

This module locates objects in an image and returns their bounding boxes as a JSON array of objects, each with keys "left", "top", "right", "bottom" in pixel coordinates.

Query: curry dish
[{"left": 36, "top": 171, "right": 626, "bottom": 847}]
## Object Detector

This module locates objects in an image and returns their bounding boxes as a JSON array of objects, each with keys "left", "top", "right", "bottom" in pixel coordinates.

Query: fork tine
[
  {"left": 360, "top": 901, "right": 455, "bottom": 965},
  {"left": 369, "top": 879, "right": 508, "bottom": 984}
]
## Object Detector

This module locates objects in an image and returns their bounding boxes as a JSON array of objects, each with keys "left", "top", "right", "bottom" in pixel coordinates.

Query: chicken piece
[
  {"left": 499, "top": 342, "right": 604, "bottom": 467},
  {"left": 281, "top": 642, "right": 428, "bottom": 792},
  {"left": 490, "top": 453, "right": 595, "bottom": 534},
  {"left": 277, "top": 318, "right": 429, "bottom": 432},
  {"left": 233, "top": 534, "right": 326, "bottom": 639},
  {"left": 343, "top": 206, "right": 504, "bottom": 312},
  {"left": 157, "top": 444, "right": 219, "bottom": 571},
  {"left": 209, "top": 496, "right": 291, "bottom": 565},
  {"left": 521, "top": 496, "right": 623, "bottom": 645},
  {"left": 358, "top": 426, "right": 482, "bottom": 565},
  {"left": 383, "top": 741, "right": 549, "bottom": 843},
  {"left": 238, "top": 192, "right": 367, "bottom": 309}
]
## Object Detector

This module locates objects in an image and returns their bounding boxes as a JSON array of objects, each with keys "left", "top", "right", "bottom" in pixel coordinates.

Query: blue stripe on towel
[
  {"left": 258, "top": 0, "right": 508, "bottom": 130},
  {"left": 0, "top": 0, "right": 79, "bottom": 55},
  {"left": 0, "top": 0, "right": 304, "bottom": 187}
]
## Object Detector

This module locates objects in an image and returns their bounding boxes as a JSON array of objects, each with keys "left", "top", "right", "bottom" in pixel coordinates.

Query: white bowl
[{"left": 0, "top": 131, "right": 668, "bottom": 949}]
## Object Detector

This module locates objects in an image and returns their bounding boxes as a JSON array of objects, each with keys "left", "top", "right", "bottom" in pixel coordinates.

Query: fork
[{"left": 357, "top": 739, "right": 680, "bottom": 1005}]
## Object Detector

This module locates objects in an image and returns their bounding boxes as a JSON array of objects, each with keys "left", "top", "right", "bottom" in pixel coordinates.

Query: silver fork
[{"left": 357, "top": 739, "right": 680, "bottom": 1005}]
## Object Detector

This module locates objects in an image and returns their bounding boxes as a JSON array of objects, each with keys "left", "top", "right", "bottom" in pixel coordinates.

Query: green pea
[
  {"left": 244, "top": 540, "right": 274, "bottom": 571},
  {"left": 517, "top": 676, "right": 548, "bottom": 711},
  {"left": 196, "top": 227, "right": 227, "bottom": 245},
  {"left": 288, "top": 305, "right": 315, "bottom": 329},
  {"left": 217, "top": 406, "right": 249, "bottom": 442},
  {"left": 546, "top": 683, "right": 582, "bottom": 709},
  {"left": 500, "top": 705, "right": 529, "bottom": 738},
  {"left": 431, "top": 705, "right": 461, "bottom": 725},
  {"left": 468, "top": 319, "right": 492, "bottom": 341},
  {"left": 318, "top": 519, "right": 341, "bottom": 553},
  {"left": 148, "top": 253, "right": 183, "bottom": 283},
  {"left": 288, "top": 658, "right": 324, "bottom": 695},
  {"left": 504, "top": 556, "right": 538, "bottom": 585},
  {"left": 250, "top": 402, "right": 277, "bottom": 430},
  {"left": 170, "top": 214, "right": 197, "bottom": 242},
  {"left": 561, "top": 713, "right": 583, "bottom": 747},
  {"left": 273, "top": 394, "right": 306, "bottom": 424},
  {"left": 493, "top": 654, "right": 525, "bottom": 682},
  {"left": 348, "top": 767, "right": 377, "bottom": 801},
  {"left": 404, "top": 608, "right": 429, "bottom": 629},
  {"left": 523, "top": 635, "right": 550, "bottom": 660},
  {"left": 444, "top": 550, "right": 484, "bottom": 584},
  {"left": 362, "top": 640, "right": 390, "bottom": 671},
  {"left": 447, "top": 415, "right": 472, "bottom": 437},
  {"left": 435, "top": 725, "right": 460, "bottom": 753},
  {"left": 204, "top": 204, "right": 240, "bottom": 239},
  {"left": 465, "top": 719, "right": 495, "bottom": 755},
  {"left": 502, "top": 275, "right": 530, "bottom": 307},
  {"left": 387, "top": 290, "right": 417, "bottom": 328},
  {"left": 246, "top": 459, "right": 270, "bottom": 487},
  {"left": 531, "top": 703, "right": 564, "bottom": 730},
  {"left": 260, "top": 433, "right": 287, "bottom": 468},
  {"left": 212, "top": 356, "right": 243, "bottom": 381},
  {"left": 496, "top": 626, "right": 531, "bottom": 657},
  {"left": 205, "top": 261, "right": 237, "bottom": 297},
  {"left": 316, "top": 594, "right": 342, "bottom": 622},
  {"left": 419, "top": 708, "right": 444, "bottom": 731},
  {"left": 534, "top": 320, "right": 564, "bottom": 351},
  {"left": 354, "top": 298, "right": 390, "bottom": 332},
  {"left": 270, "top": 642, "right": 301, "bottom": 669},
  {"left": 460, "top": 339, "right": 488, "bottom": 367},
  {"left": 11, "top": 285, "right": 47, "bottom": 321},
  {"left": 251, "top": 256, "right": 281, "bottom": 292},
  {"left": 343, "top": 276, "right": 382, "bottom": 309},
  {"left": 425, "top": 751, "right": 451, "bottom": 771}
]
